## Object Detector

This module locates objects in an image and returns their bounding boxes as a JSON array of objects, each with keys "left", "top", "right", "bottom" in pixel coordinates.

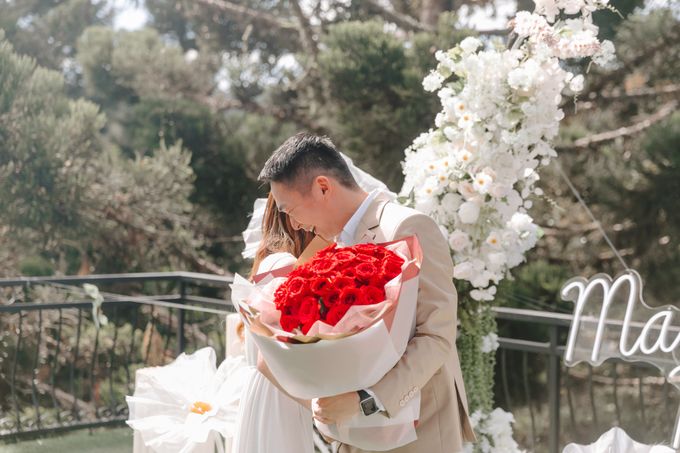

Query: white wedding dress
[{"left": 231, "top": 252, "right": 315, "bottom": 453}]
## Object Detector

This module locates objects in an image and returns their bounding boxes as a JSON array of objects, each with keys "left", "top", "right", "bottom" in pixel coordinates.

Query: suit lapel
[{"left": 353, "top": 192, "right": 391, "bottom": 244}]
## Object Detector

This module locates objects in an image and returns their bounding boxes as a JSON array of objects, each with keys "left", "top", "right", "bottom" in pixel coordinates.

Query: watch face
[{"left": 361, "top": 398, "right": 378, "bottom": 415}]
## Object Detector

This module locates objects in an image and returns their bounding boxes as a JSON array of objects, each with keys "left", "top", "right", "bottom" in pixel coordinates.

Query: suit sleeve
[{"left": 368, "top": 213, "right": 457, "bottom": 417}]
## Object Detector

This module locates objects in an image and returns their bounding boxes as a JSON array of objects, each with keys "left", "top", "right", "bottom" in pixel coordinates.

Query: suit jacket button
[
  {"left": 408, "top": 390, "right": 415, "bottom": 398},
  {"left": 399, "top": 400, "right": 406, "bottom": 407}
]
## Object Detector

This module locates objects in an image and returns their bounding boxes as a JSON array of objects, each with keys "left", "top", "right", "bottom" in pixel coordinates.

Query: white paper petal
[
  {"left": 127, "top": 347, "right": 252, "bottom": 452},
  {"left": 562, "top": 427, "right": 675, "bottom": 453}
]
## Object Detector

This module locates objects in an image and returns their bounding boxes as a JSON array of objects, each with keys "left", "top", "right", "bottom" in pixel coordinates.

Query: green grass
[{"left": 0, "top": 427, "right": 133, "bottom": 453}]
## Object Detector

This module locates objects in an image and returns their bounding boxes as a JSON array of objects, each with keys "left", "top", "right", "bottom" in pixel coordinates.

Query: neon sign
[{"left": 561, "top": 270, "right": 680, "bottom": 448}]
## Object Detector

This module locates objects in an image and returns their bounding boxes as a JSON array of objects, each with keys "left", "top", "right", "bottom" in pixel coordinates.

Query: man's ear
[{"left": 315, "top": 175, "right": 331, "bottom": 196}]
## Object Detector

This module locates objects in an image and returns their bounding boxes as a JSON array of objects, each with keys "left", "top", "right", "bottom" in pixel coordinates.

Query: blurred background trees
[{"left": 0, "top": 0, "right": 678, "bottom": 308}]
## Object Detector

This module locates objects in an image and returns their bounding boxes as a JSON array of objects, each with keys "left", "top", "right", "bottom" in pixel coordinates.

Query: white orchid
[
  {"left": 402, "top": 2, "right": 613, "bottom": 449},
  {"left": 401, "top": 0, "right": 613, "bottom": 299},
  {"left": 462, "top": 408, "right": 525, "bottom": 453}
]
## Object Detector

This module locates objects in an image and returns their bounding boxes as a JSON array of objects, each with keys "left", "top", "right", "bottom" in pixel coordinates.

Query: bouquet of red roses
[
  {"left": 273, "top": 243, "right": 404, "bottom": 335},
  {"left": 230, "top": 235, "right": 423, "bottom": 451}
]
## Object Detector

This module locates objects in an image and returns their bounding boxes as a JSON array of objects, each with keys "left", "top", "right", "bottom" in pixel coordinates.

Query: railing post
[
  {"left": 177, "top": 280, "right": 186, "bottom": 355},
  {"left": 548, "top": 324, "right": 561, "bottom": 453}
]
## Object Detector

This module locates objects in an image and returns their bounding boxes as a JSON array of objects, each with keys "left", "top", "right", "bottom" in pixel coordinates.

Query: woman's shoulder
[{"left": 257, "top": 252, "right": 296, "bottom": 273}]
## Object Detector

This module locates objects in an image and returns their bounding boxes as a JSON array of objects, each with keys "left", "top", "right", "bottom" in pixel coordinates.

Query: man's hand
[{"left": 312, "top": 392, "right": 360, "bottom": 425}]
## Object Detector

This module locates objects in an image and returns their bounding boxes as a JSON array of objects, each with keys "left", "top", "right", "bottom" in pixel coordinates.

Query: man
[{"left": 258, "top": 132, "right": 476, "bottom": 453}]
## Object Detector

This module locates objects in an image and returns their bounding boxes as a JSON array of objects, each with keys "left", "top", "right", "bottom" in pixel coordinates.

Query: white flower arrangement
[
  {"left": 401, "top": 1, "right": 617, "bottom": 450},
  {"left": 480, "top": 332, "right": 500, "bottom": 354},
  {"left": 402, "top": 0, "right": 616, "bottom": 302},
  {"left": 463, "top": 408, "right": 525, "bottom": 453}
]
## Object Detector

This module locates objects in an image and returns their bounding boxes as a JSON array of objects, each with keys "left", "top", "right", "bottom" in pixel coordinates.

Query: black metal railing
[{"left": 0, "top": 272, "right": 234, "bottom": 440}]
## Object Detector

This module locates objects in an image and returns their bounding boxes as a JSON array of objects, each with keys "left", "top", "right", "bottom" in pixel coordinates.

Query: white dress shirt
[
  {"left": 336, "top": 189, "right": 379, "bottom": 247},
  {"left": 335, "top": 189, "right": 387, "bottom": 413}
]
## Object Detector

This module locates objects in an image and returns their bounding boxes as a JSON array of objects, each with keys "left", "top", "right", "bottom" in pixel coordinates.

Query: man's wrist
[{"left": 357, "top": 389, "right": 380, "bottom": 416}]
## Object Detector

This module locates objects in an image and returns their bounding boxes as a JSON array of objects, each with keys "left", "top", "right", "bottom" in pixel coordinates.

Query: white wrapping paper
[{"left": 231, "top": 235, "right": 424, "bottom": 450}]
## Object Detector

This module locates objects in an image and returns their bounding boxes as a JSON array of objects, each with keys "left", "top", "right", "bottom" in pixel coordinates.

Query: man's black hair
[{"left": 258, "top": 132, "right": 359, "bottom": 190}]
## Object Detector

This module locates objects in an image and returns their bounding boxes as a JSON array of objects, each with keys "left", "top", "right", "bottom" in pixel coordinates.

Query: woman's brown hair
[{"left": 250, "top": 193, "right": 315, "bottom": 278}]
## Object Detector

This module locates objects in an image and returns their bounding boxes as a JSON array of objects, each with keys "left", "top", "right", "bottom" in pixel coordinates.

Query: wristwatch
[{"left": 357, "top": 389, "right": 380, "bottom": 416}]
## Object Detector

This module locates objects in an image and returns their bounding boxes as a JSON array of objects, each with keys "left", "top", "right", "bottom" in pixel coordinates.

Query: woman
[{"left": 232, "top": 193, "right": 327, "bottom": 453}]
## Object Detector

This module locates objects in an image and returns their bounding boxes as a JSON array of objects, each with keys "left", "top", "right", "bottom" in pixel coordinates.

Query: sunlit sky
[
  {"left": 112, "top": 0, "right": 520, "bottom": 32},
  {"left": 112, "top": 0, "right": 150, "bottom": 30},
  {"left": 112, "top": 0, "right": 678, "bottom": 32}
]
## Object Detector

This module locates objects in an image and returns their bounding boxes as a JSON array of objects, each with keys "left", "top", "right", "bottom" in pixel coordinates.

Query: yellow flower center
[{"left": 190, "top": 401, "right": 213, "bottom": 415}]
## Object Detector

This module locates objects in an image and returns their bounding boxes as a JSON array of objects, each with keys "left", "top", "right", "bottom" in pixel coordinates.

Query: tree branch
[
  {"left": 365, "top": 0, "right": 435, "bottom": 33},
  {"left": 289, "top": 0, "right": 319, "bottom": 57},
  {"left": 580, "top": 21, "right": 680, "bottom": 101},
  {"left": 572, "top": 83, "right": 680, "bottom": 111},
  {"left": 558, "top": 100, "right": 678, "bottom": 151},
  {"left": 193, "top": 0, "right": 298, "bottom": 30}
]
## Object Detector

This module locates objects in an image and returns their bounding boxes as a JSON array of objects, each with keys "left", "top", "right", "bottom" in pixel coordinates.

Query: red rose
[
  {"left": 273, "top": 242, "right": 405, "bottom": 333},
  {"left": 315, "top": 243, "right": 337, "bottom": 258},
  {"left": 382, "top": 256, "right": 404, "bottom": 280},
  {"left": 287, "top": 276, "right": 309, "bottom": 298},
  {"left": 325, "top": 303, "right": 351, "bottom": 326},
  {"left": 298, "top": 296, "right": 320, "bottom": 325},
  {"left": 323, "top": 292, "right": 340, "bottom": 308},
  {"left": 280, "top": 314, "right": 300, "bottom": 332},
  {"left": 301, "top": 310, "right": 321, "bottom": 334},
  {"left": 310, "top": 277, "right": 331, "bottom": 295},
  {"left": 330, "top": 276, "right": 355, "bottom": 291},
  {"left": 342, "top": 268, "right": 357, "bottom": 279},
  {"left": 274, "top": 285, "right": 291, "bottom": 310},
  {"left": 334, "top": 250, "right": 357, "bottom": 264},
  {"left": 352, "top": 243, "right": 380, "bottom": 254},
  {"left": 363, "top": 286, "right": 386, "bottom": 304},
  {"left": 292, "top": 266, "right": 313, "bottom": 279},
  {"left": 355, "top": 262, "right": 377, "bottom": 281},
  {"left": 310, "top": 258, "right": 337, "bottom": 275},
  {"left": 339, "top": 286, "right": 368, "bottom": 306}
]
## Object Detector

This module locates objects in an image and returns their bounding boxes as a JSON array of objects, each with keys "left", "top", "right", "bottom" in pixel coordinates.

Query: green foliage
[
  {"left": 18, "top": 255, "right": 55, "bottom": 276},
  {"left": 601, "top": 112, "right": 680, "bottom": 302},
  {"left": 613, "top": 8, "right": 680, "bottom": 83},
  {"left": 496, "top": 260, "right": 572, "bottom": 312},
  {"left": 119, "top": 99, "right": 266, "bottom": 232},
  {"left": 319, "top": 20, "right": 439, "bottom": 189},
  {"left": 77, "top": 26, "right": 213, "bottom": 105},
  {"left": 0, "top": 34, "right": 202, "bottom": 274},
  {"left": 0, "top": 0, "right": 110, "bottom": 73},
  {"left": 458, "top": 297, "right": 497, "bottom": 413},
  {"left": 592, "top": 0, "right": 644, "bottom": 40}
]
